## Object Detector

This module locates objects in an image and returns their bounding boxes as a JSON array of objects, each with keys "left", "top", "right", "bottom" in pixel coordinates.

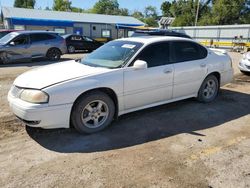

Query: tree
[
  {"left": 160, "top": 0, "right": 250, "bottom": 26},
  {"left": 131, "top": 11, "right": 144, "bottom": 21},
  {"left": 53, "top": 0, "right": 72, "bottom": 11},
  {"left": 92, "top": 0, "right": 120, "bottom": 15},
  {"left": 119, "top": 8, "right": 129, "bottom": 16},
  {"left": 14, "top": 0, "right": 36, "bottom": 8},
  {"left": 144, "top": 6, "right": 158, "bottom": 18}
]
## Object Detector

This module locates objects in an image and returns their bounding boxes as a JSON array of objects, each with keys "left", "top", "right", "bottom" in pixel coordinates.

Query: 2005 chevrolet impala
[{"left": 8, "top": 36, "right": 233, "bottom": 133}]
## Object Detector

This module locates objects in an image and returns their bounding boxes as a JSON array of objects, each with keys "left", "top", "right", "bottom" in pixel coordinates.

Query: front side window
[
  {"left": 80, "top": 40, "right": 143, "bottom": 68},
  {"left": 171, "top": 41, "right": 207, "bottom": 63},
  {"left": 135, "top": 42, "right": 170, "bottom": 68},
  {"left": 83, "top": 36, "right": 93, "bottom": 42},
  {"left": 12, "top": 35, "right": 29, "bottom": 45}
]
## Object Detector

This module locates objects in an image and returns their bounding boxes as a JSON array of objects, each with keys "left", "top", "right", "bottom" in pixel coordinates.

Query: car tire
[
  {"left": 46, "top": 48, "right": 61, "bottom": 61},
  {"left": 0, "top": 52, "right": 10, "bottom": 64},
  {"left": 197, "top": 75, "right": 219, "bottom": 103},
  {"left": 240, "top": 70, "right": 250, "bottom": 75},
  {"left": 67, "top": 45, "right": 75, "bottom": 53},
  {"left": 71, "top": 91, "right": 115, "bottom": 134}
]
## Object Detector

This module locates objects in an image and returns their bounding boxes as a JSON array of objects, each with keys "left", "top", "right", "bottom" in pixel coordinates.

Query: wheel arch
[
  {"left": 207, "top": 71, "right": 221, "bottom": 86},
  {"left": 70, "top": 87, "right": 119, "bottom": 127},
  {"left": 46, "top": 47, "right": 62, "bottom": 56}
]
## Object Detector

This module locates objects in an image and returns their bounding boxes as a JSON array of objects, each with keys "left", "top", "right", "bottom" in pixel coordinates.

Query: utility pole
[{"left": 195, "top": 0, "right": 200, "bottom": 26}]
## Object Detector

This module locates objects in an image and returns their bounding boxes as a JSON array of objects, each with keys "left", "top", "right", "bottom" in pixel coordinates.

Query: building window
[
  {"left": 93, "top": 26, "right": 96, "bottom": 30},
  {"left": 54, "top": 28, "right": 66, "bottom": 34},
  {"left": 14, "top": 25, "right": 25, "bottom": 30},
  {"left": 102, "top": 29, "right": 111, "bottom": 38},
  {"left": 128, "top": 30, "right": 134, "bottom": 37}
]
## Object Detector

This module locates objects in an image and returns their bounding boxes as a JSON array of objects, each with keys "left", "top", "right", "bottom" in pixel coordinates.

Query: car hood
[{"left": 14, "top": 60, "right": 112, "bottom": 89}]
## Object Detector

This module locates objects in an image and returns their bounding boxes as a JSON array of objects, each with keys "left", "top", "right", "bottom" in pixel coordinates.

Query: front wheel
[
  {"left": 197, "top": 75, "right": 219, "bottom": 103},
  {"left": 46, "top": 48, "right": 61, "bottom": 61},
  {"left": 71, "top": 91, "right": 115, "bottom": 134}
]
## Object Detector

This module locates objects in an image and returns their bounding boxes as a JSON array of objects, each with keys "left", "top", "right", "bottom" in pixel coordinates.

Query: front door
[
  {"left": 6, "top": 34, "right": 31, "bottom": 62},
  {"left": 123, "top": 42, "right": 174, "bottom": 110}
]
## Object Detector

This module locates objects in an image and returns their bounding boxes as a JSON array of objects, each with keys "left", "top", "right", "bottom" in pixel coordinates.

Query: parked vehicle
[
  {"left": 239, "top": 52, "right": 250, "bottom": 74},
  {"left": 62, "top": 34, "right": 103, "bottom": 53},
  {"left": 0, "top": 31, "right": 67, "bottom": 64},
  {"left": 131, "top": 29, "right": 192, "bottom": 39},
  {"left": 0, "top": 30, "right": 19, "bottom": 39},
  {"left": 8, "top": 36, "right": 233, "bottom": 133}
]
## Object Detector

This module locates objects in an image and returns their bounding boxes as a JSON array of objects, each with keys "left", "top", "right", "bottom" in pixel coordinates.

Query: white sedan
[
  {"left": 8, "top": 36, "right": 233, "bottom": 133},
  {"left": 239, "top": 52, "right": 250, "bottom": 73}
]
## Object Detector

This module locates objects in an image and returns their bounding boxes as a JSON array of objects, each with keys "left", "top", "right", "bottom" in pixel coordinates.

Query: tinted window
[
  {"left": 12, "top": 35, "right": 29, "bottom": 45},
  {"left": 171, "top": 41, "right": 207, "bottom": 62},
  {"left": 136, "top": 42, "right": 170, "bottom": 68},
  {"left": 30, "top": 33, "right": 56, "bottom": 43},
  {"left": 71, "top": 35, "right": 83, "bottom": 41}
]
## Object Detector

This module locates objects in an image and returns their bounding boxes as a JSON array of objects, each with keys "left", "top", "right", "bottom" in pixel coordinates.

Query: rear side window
[
  {"left": 71, "top": 36, "right": 83, "bottom": 41},
  {"left": 30, "top": 33, "right": 56, "bottom": 43},
  {"left": 136, "top": 42, "right": 170, "bottom": 68},
  {"left": 171, "top": 41, "right": 207, "bottom": 63}
]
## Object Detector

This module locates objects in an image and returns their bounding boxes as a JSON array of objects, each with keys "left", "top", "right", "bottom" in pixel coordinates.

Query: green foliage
[
  {"left": 53, "top": 0, "right": 72, "bottom": 11},
  {"left": 161, "top": 0, "right": 250, "bottom": 26},
  {"left": 14, "top": 0, "right": 36, "bottom": 8},
  {"left": 92, "top": 0, "right": 120, "bottom": 15}
]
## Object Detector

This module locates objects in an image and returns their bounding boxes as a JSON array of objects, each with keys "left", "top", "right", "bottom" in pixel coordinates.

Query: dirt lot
[{"left": 0, "top": 52, "right": 250, "bottom": 188}]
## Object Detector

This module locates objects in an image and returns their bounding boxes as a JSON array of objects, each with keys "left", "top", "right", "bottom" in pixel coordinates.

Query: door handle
[
  {"left": 200, "top": 63, "right": 206, "bottom": 67},
  {"left": 164, "top": 69, "right": 173, "bottom": 74}
]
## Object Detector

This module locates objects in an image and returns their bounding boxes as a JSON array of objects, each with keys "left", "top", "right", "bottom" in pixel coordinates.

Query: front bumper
[{"left": 8, "top": 92, "right": 73, "bottom": 129}]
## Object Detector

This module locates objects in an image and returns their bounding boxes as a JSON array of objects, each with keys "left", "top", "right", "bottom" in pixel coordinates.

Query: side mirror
[
  {"left": 9, "top": 42, "right": 15, "bottom": 46},
  {"left": 133, "top": 60, "right": 147, "bottom": 70}
]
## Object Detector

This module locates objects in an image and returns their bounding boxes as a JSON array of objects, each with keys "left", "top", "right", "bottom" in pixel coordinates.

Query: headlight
[{"left": 19, "top": 89, "right": 49, "bottom": 103}]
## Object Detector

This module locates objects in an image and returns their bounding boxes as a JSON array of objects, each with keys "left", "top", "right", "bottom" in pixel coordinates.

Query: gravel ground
[{"left": 0, "top": 52, "right": 250, "bottom": 188}]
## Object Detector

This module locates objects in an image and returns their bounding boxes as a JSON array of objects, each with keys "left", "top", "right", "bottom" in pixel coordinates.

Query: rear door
[
  {"left": 170, "top": 41, "right": 208, "bottom": 98},
  {"left": 30, "top": 33, "right": 56, "bottom": 57}
]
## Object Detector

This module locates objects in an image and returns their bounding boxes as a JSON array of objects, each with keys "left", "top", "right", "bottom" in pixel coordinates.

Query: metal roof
[{"left": 2, "top": 7, "right": 145, "bottom": 26}]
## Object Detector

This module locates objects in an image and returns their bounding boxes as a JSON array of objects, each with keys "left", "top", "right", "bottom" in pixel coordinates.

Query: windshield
[
  {"left": 80, "top": 40, "right": 143, "bottom": 68},
  {"left": 0, "top": 32, "right": 18, "bottom": 44}
]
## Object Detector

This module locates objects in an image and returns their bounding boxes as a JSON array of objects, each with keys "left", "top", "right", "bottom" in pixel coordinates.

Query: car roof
[
  {"left": 10, "top": 30, "right": 58, "bottom": 35},
  {"left": 117, "top": 36, "right": 194, "bottom": 45},
  {"left": 133, "top": 29, "right": 192, "bottom": 39}
]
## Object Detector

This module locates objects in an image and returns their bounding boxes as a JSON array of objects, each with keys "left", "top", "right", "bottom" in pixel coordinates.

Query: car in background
[
  {"left": 0, "top": 30, "right": 19, "bottom": 39},
  {"left": 0, "top": 31, "right": 67, "bottom": 64},
  {"left": 62, "top": 34, "right": 103, "bottom": 53},
  {"left": 8, "top": 36, "right": 233, "bottom": 134},
  {"left": 131, "top": 29, "right": 191, "bottom": 39},
  {"left": 239, "top": 52, "right": 250, "bottom": 74}
]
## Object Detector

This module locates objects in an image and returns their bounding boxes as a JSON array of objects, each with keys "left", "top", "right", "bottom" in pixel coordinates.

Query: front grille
[{"left": 10, "top": 85, "right": 22, "bottom": 98}]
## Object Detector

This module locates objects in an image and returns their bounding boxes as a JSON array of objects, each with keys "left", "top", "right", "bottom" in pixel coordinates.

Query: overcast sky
[{"left": 0, "top": 0, "right": 169, "bottom": 13}]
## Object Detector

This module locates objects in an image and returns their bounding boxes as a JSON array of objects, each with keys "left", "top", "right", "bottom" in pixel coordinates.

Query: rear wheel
[
  {"left": 46, "top": 48, "right": 61, "bottom": 61},
  {"left": 197, "top": 75, "right": 219, "bottom": 103},
  {"left": 71, "top": 91, "right": 115, "bottom": 134},
  {"left": 67, "top": 45, "right": 75, "bottom": 53}
]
